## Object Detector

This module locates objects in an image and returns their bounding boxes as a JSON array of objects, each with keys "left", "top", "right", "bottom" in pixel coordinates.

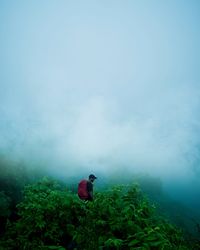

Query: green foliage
[
  {"left": 1, "top": 177, "right": 82, "bottom": 249},
  {"left": 0, "top": 191, "right": 11, "bottom": 218},
  {"left": 73, "top": 185, "right": 188, "bottom": 249},
  {"left": 0, "top": 191, "right": 11, "bottom": 236},
  {"left": 0, "top": 178, "right": 190, "bottom": 249}
]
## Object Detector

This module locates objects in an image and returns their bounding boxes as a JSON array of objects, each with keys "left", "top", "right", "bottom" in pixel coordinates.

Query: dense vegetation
[
  {"left": 0, "top": 158, "right": 200, "bottom": 249},
  {"left": 0, "top": 177, "right": 198, "bottom": 250}
]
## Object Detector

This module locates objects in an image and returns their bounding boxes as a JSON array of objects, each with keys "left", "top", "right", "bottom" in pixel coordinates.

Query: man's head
[{"left": 88, "top": 174, "right": 97, "bottom": 183}]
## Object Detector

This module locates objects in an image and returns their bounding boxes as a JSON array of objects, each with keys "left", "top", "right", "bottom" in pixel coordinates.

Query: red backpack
[{"left": 78, "top": 180, "right": 89, "bottom": 200}]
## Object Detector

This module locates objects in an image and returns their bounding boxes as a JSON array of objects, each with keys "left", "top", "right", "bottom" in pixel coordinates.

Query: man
[{"left": 78, "top": 174, "right": 97, "bottom": 201}]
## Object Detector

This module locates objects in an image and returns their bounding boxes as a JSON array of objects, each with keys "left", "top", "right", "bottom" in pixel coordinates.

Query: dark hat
[{"left": 89, "top": 174, "right": 97, "bottom": 179}]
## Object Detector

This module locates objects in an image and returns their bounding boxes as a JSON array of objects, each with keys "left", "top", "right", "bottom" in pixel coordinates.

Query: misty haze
[{"left": 0, "top": 1, "right": 200, "bottom": 249}]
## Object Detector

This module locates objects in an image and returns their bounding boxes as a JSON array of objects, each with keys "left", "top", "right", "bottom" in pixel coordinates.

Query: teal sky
[{"left": 0, "top": 1, "right": 200, "bottom": 182}]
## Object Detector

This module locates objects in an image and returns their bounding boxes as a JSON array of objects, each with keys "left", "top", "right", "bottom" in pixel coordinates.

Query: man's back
[
  {"left": 78, "top": 179, "right": 89, "bottom": 200},
  {"left": 77, "top": 174, "right": 97, "bottom": 201}
]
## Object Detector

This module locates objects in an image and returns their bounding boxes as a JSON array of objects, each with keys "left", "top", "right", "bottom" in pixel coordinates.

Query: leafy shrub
[
  {"left": 1, "top": 177, "right": 84, "bottom": 249},
  {"left": 0, "top": 191, "right": 11, "bottom": 235},
  {"left": 73, "top": 185, "right": 188, "bottom": 249},
  {"left": 1, "top": 178, "right": 189, "bottom": 249},
  {"left": 0, "top": 191, "right": 11, "bottom": 218}
]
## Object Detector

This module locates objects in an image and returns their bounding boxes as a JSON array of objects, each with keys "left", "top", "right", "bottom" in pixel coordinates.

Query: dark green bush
[
  {"left": 0, "top": 191, "right": 11, "bottom": 236},
  {"left": 1, "top": 178, "right": 190, "bottom": 249},
  {"left": 0, "top": 177, "right": 83, "bottom": 249},
  {"left": 0, "top": 191, "right": 11, "bottom": 218},
  {"left": 73, "top": 185, "right": 188, "bottom": 249}
]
